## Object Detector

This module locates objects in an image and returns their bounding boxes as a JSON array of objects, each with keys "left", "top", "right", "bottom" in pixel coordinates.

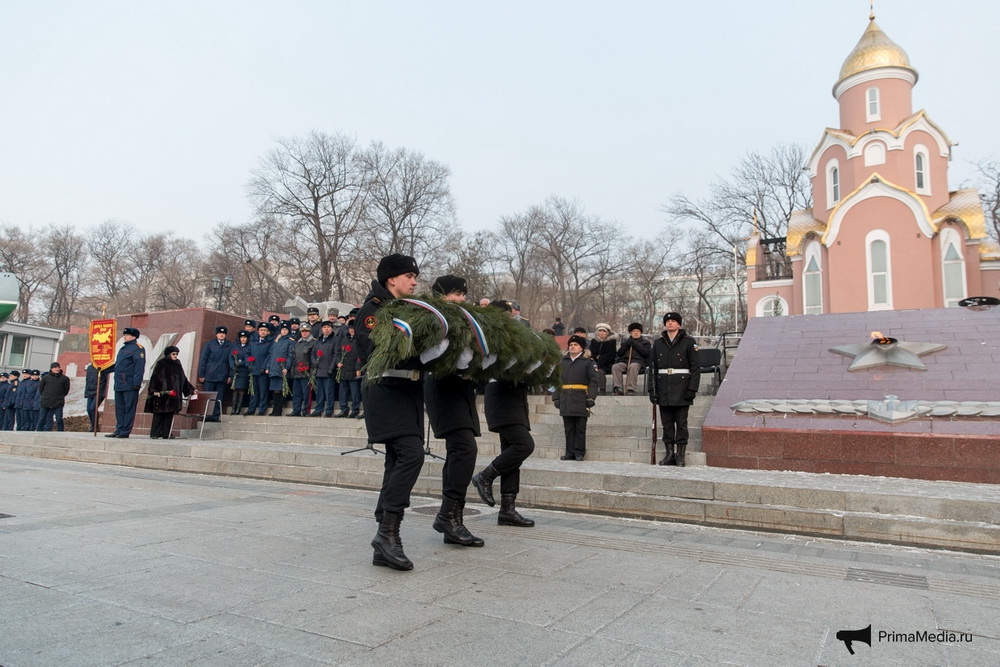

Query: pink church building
[{"left": 747, "top": 14, "right": 1000, "bottom": 318}]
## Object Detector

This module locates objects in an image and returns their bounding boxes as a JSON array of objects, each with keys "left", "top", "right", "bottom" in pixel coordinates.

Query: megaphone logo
[{"left": 836, "top": 624, "right": 872, "bottom": 655}]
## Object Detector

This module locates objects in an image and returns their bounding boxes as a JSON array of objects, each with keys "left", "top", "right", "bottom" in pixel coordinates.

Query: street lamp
[{"left": 210, "top": 275, "right": 234, "bottom": 310}]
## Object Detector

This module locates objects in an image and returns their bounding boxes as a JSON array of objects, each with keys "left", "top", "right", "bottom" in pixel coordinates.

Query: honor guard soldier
[
  {"left": 425, "top": 275, "right": 485, "bottom": 548},
  {"left": 649, "top": 312, "right": 700, "bottom": 466},
  {"left": 356, "top": 253, "right": 424, "bottom": 571},
  {"left": 107, "top": 327, "right": 146, "bottom": 438},
  {"left": 198, "top": 326, "right": 234, "bottom": 422},
  {"left": 471, "top": 300, "right": 537, "bottom": 528},
  {"left": 555, "top": 335, "right": 600, "bottom": 461}
]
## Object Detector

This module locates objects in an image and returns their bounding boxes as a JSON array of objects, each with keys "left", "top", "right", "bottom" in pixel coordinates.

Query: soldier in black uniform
[
  {"left": 471, "top": 300, "right": 536, "bottom": 528},
  {"left": 649, "top": 312, "right": 700, "bottom": 467},
  {"left": 356, "top": 253, "right": 423, "bottom": 571},
  {"left": 424, "top": 275, "right": 485, "bottom": 548}
]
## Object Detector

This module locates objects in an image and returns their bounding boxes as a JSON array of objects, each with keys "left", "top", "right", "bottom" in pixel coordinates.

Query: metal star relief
[{"left": 828, "top": 338, "right": 947, "bottom": 371}]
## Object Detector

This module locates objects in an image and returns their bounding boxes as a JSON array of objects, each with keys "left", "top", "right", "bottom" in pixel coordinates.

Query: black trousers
[
  {"left": 375, "top": 433, "right": 425, "bottom": 518},
  {"left": 659, "top": 405, "right": 690, "bottom": 446},
  {"left": 150, "top": 412, "right": 175, "bottom": 439},
  {"left": 441, "top": 428, "right": 478, "bottom": 502},
  {"left": 562, "top": 416, "right": 588, "bottom": 458},
  {"left": 489, "top": 423, "right": 535, "bottom": 496}
]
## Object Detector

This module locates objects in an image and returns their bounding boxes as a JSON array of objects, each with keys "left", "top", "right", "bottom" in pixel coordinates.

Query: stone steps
[
  {"left": 3, "top": 430, "right": 998, "bottom": 553},
  {"left": 211, "top": 395, "right": 711, "bottom": 464}
]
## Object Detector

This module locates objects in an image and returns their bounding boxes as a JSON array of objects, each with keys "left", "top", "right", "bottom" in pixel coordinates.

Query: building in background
[{"left": 747, "top": 12, "right": 1000, "bottom": 318}]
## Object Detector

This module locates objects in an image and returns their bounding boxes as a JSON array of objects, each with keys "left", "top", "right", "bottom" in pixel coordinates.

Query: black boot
[
  {"left": 336, "top": 409, "right": 349, "bottom": 418},
  {"left": 269, "top": 392, "right": 283, "bottom": 416},
  {"left": 370, "top": 511, "right": 413, "bottom": 571},
  {"left": 455, "top": 499, "right": 484, "bottom": 547},
  {"left": 471, "top": 464, "right": 499, "bottom": 507},
  {"left": 230, "top": 392, "right": 243, "bottom": 415},
  {"left": 433, "top": 498, "right": 484, "bottom": 547},
  {"left": 676, "top": 444, "right": 687, "bottom": 467},
  {"left": 498, "top": 494, "right": 534, "bottom": 527},
  {"left": 658, "top": 444, "right": 676, "bottom": 466}
]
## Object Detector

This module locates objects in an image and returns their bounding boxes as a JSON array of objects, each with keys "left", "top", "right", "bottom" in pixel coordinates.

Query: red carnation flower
[
  {"left": 343, "top": 345, "right": 351, "bottom": 352},
  {"left": 168, "top": 390, "right": 177, "bottom": 396},
  {"left": 247, "top": 356, "right": 255, "bottom": 362},
  {"left": 232, "top": 350, "right": 238, "bottom": 356},
  {"left": 297, "top": 363, "right": 308, "bottom": 372},
  {"left": 316, "top": 350, "right": 323, "bottom": 357},
  {"left": 276, "top": 358, "right": 286, "bottom": 363}
]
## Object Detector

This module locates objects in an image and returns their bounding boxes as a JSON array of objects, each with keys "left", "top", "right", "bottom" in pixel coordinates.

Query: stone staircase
[
  {"left": 214, "top": 393, "right": 712, "bottom": 465},
  {"left": 2, "top": 429, "right": 998, "bottom": 553}
]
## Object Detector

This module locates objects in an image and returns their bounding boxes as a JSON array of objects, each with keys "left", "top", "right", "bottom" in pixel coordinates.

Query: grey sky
[{"left": 1, "top": 1, "right": 995, "bottom": 242}]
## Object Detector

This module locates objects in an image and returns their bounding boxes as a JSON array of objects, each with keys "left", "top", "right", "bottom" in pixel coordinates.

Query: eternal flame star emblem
[{"left": 829, "top": 331, "right": 947, "bottom": 371}]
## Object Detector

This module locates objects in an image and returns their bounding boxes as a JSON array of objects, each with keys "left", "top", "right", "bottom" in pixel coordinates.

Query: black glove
[
  {"left": 553, "top": 399, "right": 560, "bottom": 409},
  {"left": 683, "top": 389, "right": 697, "bottom": 402},
  {"left": 649, "top": 392, "right": 657, "bottom": 404},
  {"left": 585, "top": 398, "right": 595, "bottom": 408}
]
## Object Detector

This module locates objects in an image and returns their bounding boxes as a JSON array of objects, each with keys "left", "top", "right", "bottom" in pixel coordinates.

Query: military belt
[
  {"left": 657, "top": 368, "right": 690, "bottom": 375},
  {"left": 381, "top": 369, "right": 422, "bottom": 381},
  {"left": 562, "top": 384, "right": 590, "bottom": 390}
]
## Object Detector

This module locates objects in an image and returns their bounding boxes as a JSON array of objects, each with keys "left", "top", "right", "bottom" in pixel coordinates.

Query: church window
[
  {"left": 866, "top": 231, "right": 892, "bottom": 310},
  {"left": 803, "top": 242, "right": 823, "bottom": 315},
  {"left": 914, "top": 145, "right": 930, "bottom": 194},
  {"left": 826, "top": 160, "right": 841, "bottom": 209},
  {"left": 757, "top": 295, "right": 787, "bottom": 317},
  {"left": 866, "top": 87, "right": 880, "bottom": 122},
  {"left": 940, "top": 228, "right": 966, "bottom": 307}
]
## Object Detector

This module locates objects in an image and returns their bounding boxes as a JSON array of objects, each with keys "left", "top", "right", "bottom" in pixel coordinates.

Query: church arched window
[
  {"left": 866, "top": 87, "right": 880, "bottom": 122},
  {"left": 803, "top": 241, "right": 823, "bottom": 315},
  {"left": 914, "top": 145, "right": 930, "bottom": 194},
  {"left": 940, "top": 227, "right": 966, "bottom": 308},
  {"left": 826, "top": 160, "right": 841, "bottom": 209},
  {"left": 866, "top": 230, "right": 893, "bottom": 310}
]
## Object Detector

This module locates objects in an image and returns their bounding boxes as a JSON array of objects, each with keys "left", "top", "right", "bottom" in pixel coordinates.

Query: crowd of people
[
  {"left": 2, "top": 255, "right": 703, "bottom": 573},
  {"left": 0, "top": 362, "right": 71, "bottom": 432}
]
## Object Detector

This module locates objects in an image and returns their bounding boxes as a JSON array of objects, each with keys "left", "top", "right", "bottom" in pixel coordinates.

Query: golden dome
[{"left": 837, "top": 17, "right": 917, "bottom": 84}]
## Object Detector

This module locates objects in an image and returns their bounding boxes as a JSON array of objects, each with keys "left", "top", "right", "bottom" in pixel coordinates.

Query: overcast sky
[{"left": 1, "top": 0, "right": 996, "bottom": 243}]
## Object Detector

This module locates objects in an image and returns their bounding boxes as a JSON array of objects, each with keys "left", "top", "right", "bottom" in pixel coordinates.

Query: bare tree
[
  {"left": 625, "top": 228, "right": 683, "bottom": 327},
  {"left": 247, "top": 131, "right": 366, "bottom": 302},
  {"left": 973, "top": 159, "right": 1000, "bottom": 242},
  {"left": 40, "top": 224, "right": 90, "bottom": 329},
  {"left": 666, "top": 143, "right": 812, "bottom": 265},
  {"left": 356, "top": 141, "right": 459, "bottom": 269},
  {"left": 534, "top": 197, "right": 625, "bottom": 328},
  {"left": 0, "top": 225, "right": 53, "bottom": 323}
]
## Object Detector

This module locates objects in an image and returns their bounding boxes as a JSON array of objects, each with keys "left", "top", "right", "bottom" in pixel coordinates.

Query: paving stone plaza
[{"left": 2, "top": 454, "right": 998, "bottom": 666}]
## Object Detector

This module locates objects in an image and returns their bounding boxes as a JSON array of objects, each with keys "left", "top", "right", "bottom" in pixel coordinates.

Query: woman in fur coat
[{"left": 144, "top": 346, "right": 195, "bottom": 439}]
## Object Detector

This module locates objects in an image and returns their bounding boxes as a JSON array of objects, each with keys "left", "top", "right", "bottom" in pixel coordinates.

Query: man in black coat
[
  {"left": 198, "top": 326, "right": 234, "bottom": 422},
  {"left": 310, "top": 321, "right": 339, "bottom": 417},
  {"left": 471, "top": 299, "right": 537, "bottom": 528},
  {"left": 37, "top": 362, "right": 71, "bottom": 431},
  {"left": 424, "top": 275, "right": 485, "bottom": 548},
  {"left": 649, "top": 312, "right": 700, "bottom": 467},
  {"left": 356, "top": 253, "right": 423, "bottom": 571},
  {"left": 588, "top": 323, "right": 616, "bottom": 394},
  {"left": 611, "top": 322, "right": 651, "bottom": 395}
]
